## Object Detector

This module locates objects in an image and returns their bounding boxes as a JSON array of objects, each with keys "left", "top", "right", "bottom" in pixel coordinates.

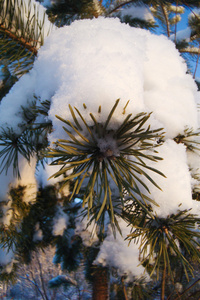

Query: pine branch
[
  {"left": 174, "top": 0, "right": 179, "bottom": 44},
  {"left": 20, "top": 274, "right": 46, "bottom": 300},
  {"left": 0, "top": 24, "right": 38, "bottom": 55},
  {"left": 106, "top": 0, "right": 136, "bottom": 16},
  {"left": 0, "top": 99, "right": 52, "bottom": 178},
  {"left": 159, "top": 1, "right": 171, "bottom": 37},
  {"left": 173, "top": 277, "right": 200, "bottom": 300},
  {"left": 46, "top": 0, "right": 96, "bottom": 26},
  {"left": 178, "top": 46, "right": 200, "bottom": 55},
  {"left": 47, "top": 100, "right": 165, "bottom": 223},
  {"left": 0, "top": 64, "right": 17, "bottom": 101},
  {"left": 173, "top": 127, "right": 200, "bottom": 153},
  {"left": 0, "top": 0, "right": 52, "bottom": 76},
  {"left": 35, "top": 252, "right": 49, "bottom": 300},
  {"left": 48, "top": 275, "right": 77, "bottom": 288},
  {"left": 128, "top": 209, "right": 200, "bottom": 282}
]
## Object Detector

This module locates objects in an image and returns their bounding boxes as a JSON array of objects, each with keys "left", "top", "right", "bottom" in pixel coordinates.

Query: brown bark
[
  {"left": 121, "top": 276, "right": 128, "bottom": 300},
  {"left": 92, "top": 266, "right": 109, "bottom": 300},
  {"left": 161, "top": 265, "right": 166, "bottom": 300}
]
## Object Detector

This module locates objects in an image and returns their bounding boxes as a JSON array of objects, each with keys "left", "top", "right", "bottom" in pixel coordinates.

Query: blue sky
[{"left": 155, "top": 7, "right": 200, "bottom": 79}]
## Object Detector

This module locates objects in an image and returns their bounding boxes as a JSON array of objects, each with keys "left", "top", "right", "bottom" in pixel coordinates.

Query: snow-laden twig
[
  {"left": 20, "top": 274, "right": 47, "bottom": 300},
  {"left": 48, "top": 275, "right": 78, "bottom": 288}
]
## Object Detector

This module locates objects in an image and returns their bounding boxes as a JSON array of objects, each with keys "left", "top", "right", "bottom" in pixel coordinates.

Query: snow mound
[{"left": 0, "top": 17, "right": 198, "bottom": 141}]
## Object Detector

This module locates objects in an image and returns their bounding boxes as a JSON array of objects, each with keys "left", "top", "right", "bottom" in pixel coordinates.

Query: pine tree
[{"left": 1, "top": 1, "right": 200, "bottom": 299}]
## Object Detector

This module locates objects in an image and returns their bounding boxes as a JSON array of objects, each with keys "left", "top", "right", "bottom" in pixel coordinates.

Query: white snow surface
[
  {"left": 0, "top": 247, "right": 14, "bottom": 271},
  {"left": 170, "top": 27, "right": 191, "bottom": 42},
  {"left": 0, "top": 153, "right": 37, "bottom": 204},
  {"left": 75, "top": 213, "right": 99, "bottom": 247},
  {"left": 141, "top": 140, "right": 200, "bottom": 217},
  {"left": 52, "top": 206, "right": 69, "bottom": 236},
  {"left": 33, "top": 222, "right": 43, "bottom": 242},
  {"left": 119, "top": 5, "right": 155, "bottom": 22},
  {"left": 0, "top": 15, "right": 200, "bottom": 276},
  {"left": 0, "top": 17, "right": 198, "bottom": 140},
  {"left": 0, "top": 17, "right": 199, "bottom": 208},
  {"left": 94, "top": 218, "right": 147, "bottom": 281},
  {"left": 20, "top": 0, "right": 53, "bottom": 44},
  {"left": 76, "top": 213, "right": 147, "bottom": 280},
  {"left": 0, "top": 16, "right": 199, "bottom": 215}
]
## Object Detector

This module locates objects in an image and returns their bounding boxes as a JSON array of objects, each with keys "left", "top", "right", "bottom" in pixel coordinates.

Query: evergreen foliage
[
  {"left": 128, "top": 209, "right": 200, "bottom": 280},
  {"left": 0, "top": 97, "right": 51, "bottom": 177},
  {"left": 0, "top": 0, "right": 51, "bottom": 77},
  {"left": 0, "top": 65, "right": 17, "bottom": 101},
  {"left": 46, "top": 0, "right": 99, "bottom": 26},
  {"left": 47, "top": 100, "right": 165, "bottom": 224},
  {"left": 1, "top": 1, "right": 200, "bottom": 299}
]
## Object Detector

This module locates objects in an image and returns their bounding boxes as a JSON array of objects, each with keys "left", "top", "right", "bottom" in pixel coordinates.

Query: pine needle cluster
[
  {"left": 0, "top": 0, "right": 51, "bottom": 76},
  {"left": 128, "top": 209, "right": 200, "bottom": 282},
  {"left": 0, "top": 98, "right": 52, "bottom": 177},
  {"left": 47, "top": 100, "right": 165, "bottom": 223}
]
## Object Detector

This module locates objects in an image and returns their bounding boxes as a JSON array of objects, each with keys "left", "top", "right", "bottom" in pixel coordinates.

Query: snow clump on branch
[{"left": 0, "top": 17, "right": 200, "bottom": 276}]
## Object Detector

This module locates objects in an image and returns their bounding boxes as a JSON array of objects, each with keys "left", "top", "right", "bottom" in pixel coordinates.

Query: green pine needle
[
  {"left": 0, "top": 98, "right": 52, "bottom": 178},
  {"left": 127, "top": 209, "right": 200, "bottom": 282},
  {"left": 47, "top": 100, "right": 165, "bottom": 223},
  {"left": 174, "top": 127, "right": 200, "bottom": 153},
  {"left": 0, "top": 0, "right": 52, "bottom": 76}
]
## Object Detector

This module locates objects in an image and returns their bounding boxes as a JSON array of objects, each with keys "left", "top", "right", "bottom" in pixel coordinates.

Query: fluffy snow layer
[
  {"left": 76, "top": 214, "right": 147, "bottom": 280},
  {"left": 142, "top": 140, "right": 199, "bottom": 217},
  {"left": 0, "top": 15, "right": 200, "bottom": 275},
  {"left": 33, "top": 222, "right": 43, "bottom": 242},
  {"left": 119, "top": 5, "right": 155, "bottom": 23},
  {"left": 0, "top": 247, "right": 14, "bottom": 273},
  {"left": 95, "top": 219, "right": 147, "bottom": 281},
  {"left": 52, "top": 206, "right": 69, "bottom": 236},
  {"left": 0, "top": 17, "right": 198, "bottom": 140},
  {"left": 20, "top": 0, "right": 53, "bottom": 45},
  {"left": 0, "top": 16, "right": 199, "bottom": 214},
  {"left": 0, "top": 153, "right": 37, "bottom": 204}
]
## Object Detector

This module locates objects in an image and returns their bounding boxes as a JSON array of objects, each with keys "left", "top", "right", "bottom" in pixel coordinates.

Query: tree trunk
[
  {"left": 161, "top": 265, "right": 166, "bottom": 300},
  {"left": 92, "top": 266, "right": 109, "bottom": 300}
]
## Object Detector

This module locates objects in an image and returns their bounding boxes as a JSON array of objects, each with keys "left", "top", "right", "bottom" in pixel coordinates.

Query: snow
[
  {"left": 141, "top": 140, "right": 199, "bottom": 217},
  {"left": 97, "top": 137, "right": 120, "bottom": 157},
  {"left": 20, "top": 0, "right": 53, "bottom": 45},
  {"left": 0, "top": 153, "right": 37, "bottom": 208},
  {"left": 1, "top": 199, "right": 13, "bottom": 227},
  {"left": 0, "top": 17, "right": 198, "bottom": 197},
  {"left": 33, "top": 222, "right": 43, "bottom": 242},
  {"left": 36, "top": 159, "right": 68, "bottom": 187},
  {"left": 76, "top": 214, "right": 147, "bottom": 280},
  {"left": 119, "top": 5, "right": 155, "bottom": 23},
  {"left": 0, "top": 17, "right": 198, "bottom": 141},
  {"left": 52, "top": 206, "right": 69, "bottom": 236},
  {"left": 0, "top": 247, "right": 14, "bottom": 272},
  {"left": 75, "top": 213, "right": 99, "bottom": 247},
  {"left": 0, "top": 16, "right": 200, "bottom": 276},
  {"left": 169, "top": 5, "right": 184, "bottom": 14},
  {"left": 13, "top": 156, "right": 37, "bottom": 203},
  {"left": 170, "top": 27, "right": 191, "bottom": 42},
  {"left": 94, "top": 218, "right": 147, "bottom": 281}
]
